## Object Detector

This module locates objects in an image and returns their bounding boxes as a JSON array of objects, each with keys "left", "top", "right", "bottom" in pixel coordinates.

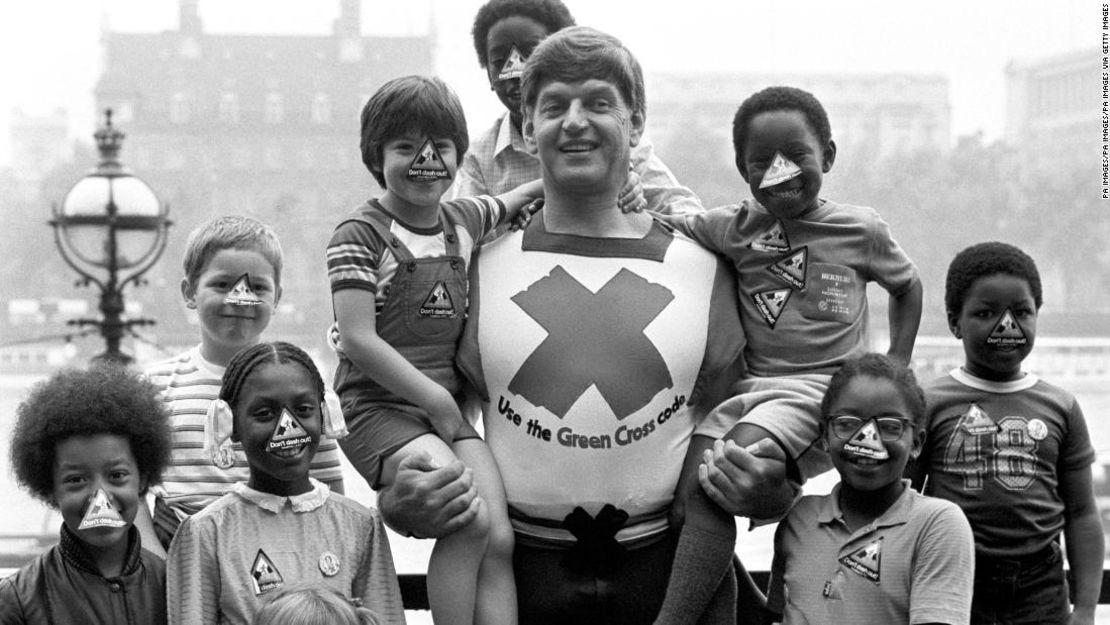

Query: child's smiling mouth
[
  {"left": 764, "top": 182, "right": 803, "bottom": 200},
  {"left": 269, "top": 443, "right": 308, "bottom": 459}
]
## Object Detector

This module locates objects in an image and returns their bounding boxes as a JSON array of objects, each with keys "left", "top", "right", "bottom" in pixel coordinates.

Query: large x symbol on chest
[{"left": 509, "top": 266, "right": 674, "bottom": 419}]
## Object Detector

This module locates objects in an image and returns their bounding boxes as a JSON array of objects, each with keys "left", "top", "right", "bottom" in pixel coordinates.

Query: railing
[
  {"left": 395, "top": 571, "right": 1110, "bottom": 611},
  {"left": 4, "top": 544, "right": 1108, "bottom": 610}
]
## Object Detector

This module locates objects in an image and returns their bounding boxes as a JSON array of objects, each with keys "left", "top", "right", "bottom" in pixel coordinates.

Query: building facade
[
  {"left": 648, "top": 72, "right": 951, "bottom": 163},
  {"left": 92, "top": 0, "right": 435, "bottom": 348},
  {"left": 1004, "top": 48, "right": 1099, "bottom": 165}
]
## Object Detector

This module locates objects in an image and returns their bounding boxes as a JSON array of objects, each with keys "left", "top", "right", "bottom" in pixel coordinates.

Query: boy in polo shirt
[{"left": 767, "top": 354, "right": 973, "bottom": 625}]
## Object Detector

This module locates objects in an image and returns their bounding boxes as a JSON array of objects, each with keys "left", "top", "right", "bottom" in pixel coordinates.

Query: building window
[
  {"left": 311, "top": 93, "right": 331, "bottom": 124},
  {"left": 264, "top": 146, "right": 283, "bottom": 169},
  {"left": 219, "top": 93, "right": 239, "bottom": 123},
  {"left": 231, "top": 146, "right": 250, "bottom": 170},
  {"left": 265, "top": 93, "right": 284, "bottom": 124},
  {"left": 300, "top": 148, "right": 316, "bottom": 170},
  {"left": 170, "top": 93, "right": 190, "bottom": 124}
]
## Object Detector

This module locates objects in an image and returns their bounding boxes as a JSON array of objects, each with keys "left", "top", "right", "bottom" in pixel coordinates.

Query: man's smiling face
[{"left": 524, "top": 78, "right": 643, "bottom": 198}]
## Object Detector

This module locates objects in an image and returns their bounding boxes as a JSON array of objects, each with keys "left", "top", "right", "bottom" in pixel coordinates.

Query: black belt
[
  {"left": 562, "top": 504, "right": 630, "bottom": 574},
  {"left": 976, "top": 541, "right": 1058, "bottom": 572}
]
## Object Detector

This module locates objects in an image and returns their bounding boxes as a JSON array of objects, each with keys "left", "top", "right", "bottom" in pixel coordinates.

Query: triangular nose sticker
[
  {"left": 266, "top": 408, "right": 313, "bottom": 452},
  {"left": 843, "top": 420, "right": 890, "bottom": 460},
  {"left": 497, "top": 46, "right": 526, "bottom": 82},
  {"left": 225, "top": 274, "right": 264, "bottom": 306},
  {"left": 407, "top": 138, "right": 452, "bottom": 182},
  {"left": 759, "top": 152, "right": 803, "bottom": 189},
  {"left": 986, "top": 308, "right": 1028, "bottom": 346},
  {"left": 78, "top": 488, "right": 127, "bottom": 530}
]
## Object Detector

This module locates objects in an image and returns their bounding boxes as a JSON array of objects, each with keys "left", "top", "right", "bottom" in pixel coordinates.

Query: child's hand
[
  {"left": 429, "top": 398, "right": 465, "bottom": 443},
  {"left": 699, "top": 438, "right": 792, "bottom": 519},
  {"left": 433, "top": 417, "right": 463, "bottom": 444},
  {"left": 618, "top": 169, "right": 647, "bottom": 213},
  {"left": 509, "top": 198, "right": 544, "bottom": 231}
]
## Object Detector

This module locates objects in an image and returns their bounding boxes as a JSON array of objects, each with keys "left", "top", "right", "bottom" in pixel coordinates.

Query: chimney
[
  {"left": 335, "top": 0, "right": 361, "bottom": 37},
  {"left": 180, "top": 0, "right": 203, "bottom": 35}
]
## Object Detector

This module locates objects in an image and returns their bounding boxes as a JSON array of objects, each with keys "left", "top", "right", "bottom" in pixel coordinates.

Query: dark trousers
[
  {"left": 971, "top": 542, "right": 1070, "bottom": 625},
  {"left": 514, "top": 532, "right": 678, "bottom": 625}
]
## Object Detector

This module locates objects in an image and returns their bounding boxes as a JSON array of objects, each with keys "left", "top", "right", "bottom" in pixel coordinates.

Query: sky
[{"left": 0, "top": 0, "right": 1098, "bottom": 167}]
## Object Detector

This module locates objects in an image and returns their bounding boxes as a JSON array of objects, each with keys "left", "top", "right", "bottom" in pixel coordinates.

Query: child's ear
[
  {"left": 816, "top": 423, "right": 829, "bottom": 452},
  {"left": 629, "top": 109, "right": 645, "bottom": 148},
  {"left": 735, "top": 153, "right": 750, "bottom": 182},
  {"left": 522, "top": 112, "right": 538, "bottom": 155},
  {"left": 910, "top": 426, "right": 926, "bottom": 460},
  {"left": 273, "top": 284, "right": 283, "bottom": 308},
  {"left": 947, "top": 311, "right": 962, "bottom": 339},
  {"left": 181, "top": 278, "right": 197, "bottom": 310},
  {"left": 822, "top": 139, "right": 837, "bottom": 173}
]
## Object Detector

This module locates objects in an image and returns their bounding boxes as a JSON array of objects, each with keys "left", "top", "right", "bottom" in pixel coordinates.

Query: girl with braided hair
[{"left": 167, "top": 341, "right": 404, "bottom": 625}]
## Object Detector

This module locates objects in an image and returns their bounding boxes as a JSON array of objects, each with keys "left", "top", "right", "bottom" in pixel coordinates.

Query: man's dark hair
[{"left": 521, "top": 26, "right": 646, "bottom": 119}]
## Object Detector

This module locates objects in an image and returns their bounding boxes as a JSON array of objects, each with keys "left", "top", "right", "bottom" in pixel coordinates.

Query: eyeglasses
[{"left": 827, "top": 415, "right": 912, "bottom": 441}]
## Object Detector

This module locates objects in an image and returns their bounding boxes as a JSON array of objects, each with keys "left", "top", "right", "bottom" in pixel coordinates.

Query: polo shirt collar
[
  {"left": 233, "top": 478, "right": 330, "bottom": 513},
  {"left": 817, "top": 480, "right": 915, "bottom": 531},
  {"left": 494, "top": 111, "right": 529, "bottom": 157}
]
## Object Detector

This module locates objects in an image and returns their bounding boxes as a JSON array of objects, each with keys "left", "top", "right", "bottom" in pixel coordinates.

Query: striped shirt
[
  {"left": 326, "top": 196, "right": 503, "bottom": 307},
  {"left": 145, "top": 346, "right": 345, "bottom": 517}
]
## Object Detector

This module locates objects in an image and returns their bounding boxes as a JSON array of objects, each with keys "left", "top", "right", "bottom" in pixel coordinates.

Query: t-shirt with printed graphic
[
  {"left": 920, "top": 368, "right": 1095, "bottom": 558},
  {"left": 671, "top": 198, "right": 918, "bottom": 376},
  {"left": 767, "top": 481, "right": 974, "bottom": 625},
  {"left": 456, "top": 214, "right": 745, "bottom": 543}
]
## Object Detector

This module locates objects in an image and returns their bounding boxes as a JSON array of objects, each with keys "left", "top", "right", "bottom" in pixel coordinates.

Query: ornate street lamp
[{"left": 51, "top": 109, "right": 171, "bottom": 364}]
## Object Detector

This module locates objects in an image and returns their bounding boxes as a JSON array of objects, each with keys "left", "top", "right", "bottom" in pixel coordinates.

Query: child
[
  {"left": 255, "top": 584, "right": 382, "bottom": 625},
  {"left": 138, "top": 215, "right": 346, "bottom": 556},
  {"left": 767, "top": 353, "right": 974, "bottom": 625},
  {"left": 327, "top": 75, "right": 538, "bottom": 625},
  {"left": 654, "top": 85, "right": 924, "bottom": 623},
  {"left": 909, "top": 241, "right": 1103, "bottom": 625},
  {"left": 167, "top": 341, "right": 404, "bottom": 625},
  {"left": 451, "top": 0, "right": 702, "bottom": 216},
  {"left": 0, "top": 364, "right": 172, "bottom": 625}
]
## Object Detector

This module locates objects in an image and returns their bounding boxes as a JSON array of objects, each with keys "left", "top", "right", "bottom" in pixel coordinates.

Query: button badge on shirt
[{"left": 319, "top": 551, "right": 341, "bottom": 577}]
